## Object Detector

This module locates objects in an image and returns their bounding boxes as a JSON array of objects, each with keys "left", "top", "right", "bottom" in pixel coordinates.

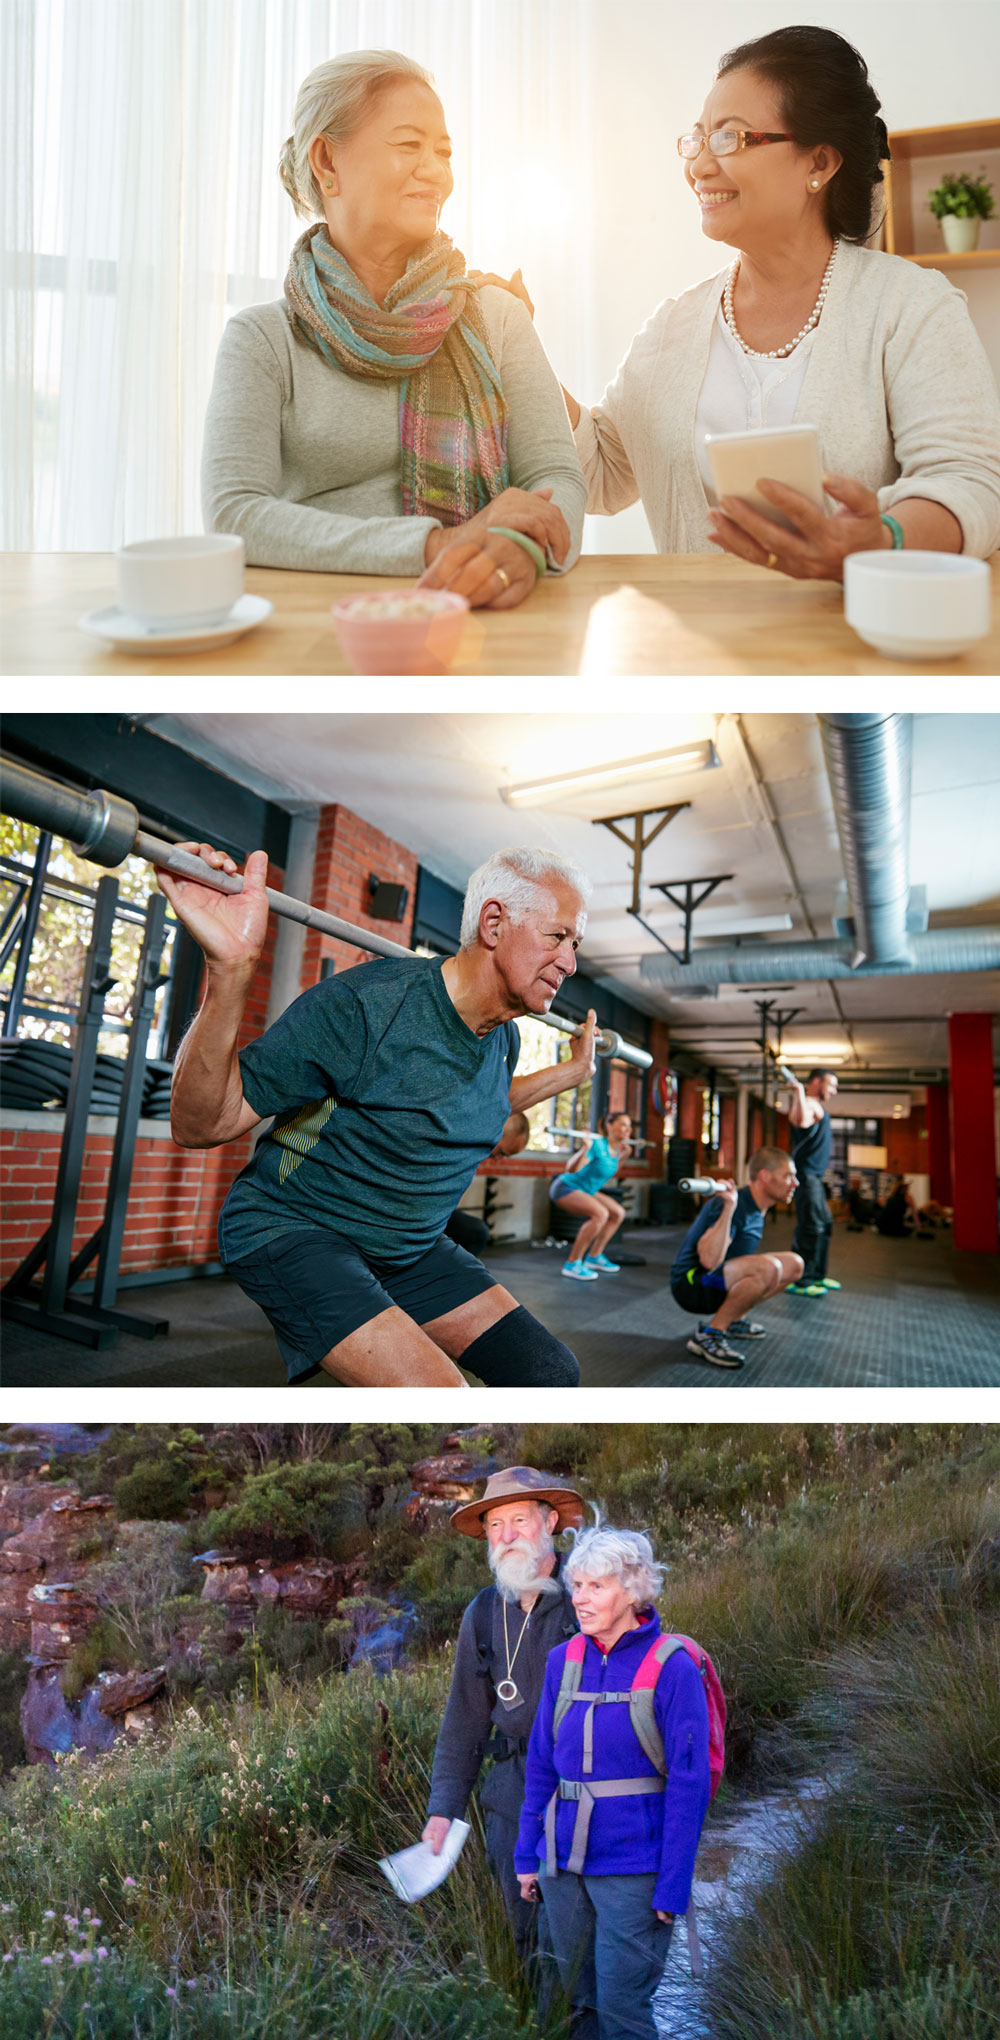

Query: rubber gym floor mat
[{"left": 2, "top": 1221, "right": 998, "bottom": 1388}]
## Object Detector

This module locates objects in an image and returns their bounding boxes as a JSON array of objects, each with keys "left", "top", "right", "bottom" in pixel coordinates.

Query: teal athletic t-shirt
[{"left": 219, "top": 955, "right": 520, "bottom": 1266}]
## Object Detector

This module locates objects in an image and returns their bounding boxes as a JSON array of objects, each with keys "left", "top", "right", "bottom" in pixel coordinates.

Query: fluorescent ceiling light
[
  {"left": 500, "top": 741, "right": 720, "bottom": 807},
  {"left": 652, "top": 911, "right": 794, "bottom": 938}
]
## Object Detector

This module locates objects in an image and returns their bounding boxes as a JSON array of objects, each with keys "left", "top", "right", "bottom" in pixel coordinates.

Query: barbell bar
[
  {"left": 678, "top": 1177, "right": 727, "bottom": 1194},
  {"left": 546, "top": 1127, "right": 657, "bottom": 1148},
  {"left": 0, "top": 755, "right": 653, "bottom": 1073}
]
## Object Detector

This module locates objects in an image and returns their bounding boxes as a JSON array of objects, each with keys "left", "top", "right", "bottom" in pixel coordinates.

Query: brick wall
[{"left": 301, "top": 804, "right": 417, "bottom": 983}]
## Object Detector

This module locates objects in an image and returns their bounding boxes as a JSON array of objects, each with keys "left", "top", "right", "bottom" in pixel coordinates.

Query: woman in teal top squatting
[{"left": 550, "top": 1112, "right": 632, "bottom": 1283}]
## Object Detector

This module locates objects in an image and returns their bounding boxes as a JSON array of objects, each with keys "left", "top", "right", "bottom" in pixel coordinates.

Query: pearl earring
[{"left": 810, "top": 178, "right": 821, "bottom": 190}]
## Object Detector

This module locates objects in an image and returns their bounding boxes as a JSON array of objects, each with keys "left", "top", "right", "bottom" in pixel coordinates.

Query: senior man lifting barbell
[{"left": 162, "top": 840, "right": 608, "bottom": 1389}]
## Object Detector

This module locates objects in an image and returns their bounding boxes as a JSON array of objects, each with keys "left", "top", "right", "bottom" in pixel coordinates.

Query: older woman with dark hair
[
  {"left": 515, "top": 1521, "right": 711, "bottom": 2040},
  {"left": 485, "top": 25, "right": 1000, "bottom": 581},
  {"left": 202, "top": 50, "right": 585, "bottom": 608}
]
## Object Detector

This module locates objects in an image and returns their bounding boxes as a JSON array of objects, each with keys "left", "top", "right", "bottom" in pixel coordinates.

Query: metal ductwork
[
  {"left": 639, "top": 926, "right": 1000, "bottom": 989},
  {"left": 641, "top": 712, "right": 998, "bottom": 990},
  {"left": 819, "top": 712, "right": 912, "bottom": 964}
]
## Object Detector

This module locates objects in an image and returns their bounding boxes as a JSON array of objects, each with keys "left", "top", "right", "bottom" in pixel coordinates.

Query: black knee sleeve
[{"left": 462, "top": 1304, "right": 580, "bottom": 1387}]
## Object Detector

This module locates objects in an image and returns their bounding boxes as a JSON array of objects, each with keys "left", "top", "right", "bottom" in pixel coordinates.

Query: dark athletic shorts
[
  {"left": 670, "top": 1263, "right": 728, "bottom": 1319},
  {"left": 225, "top": 1227, "right": 496, "bottom": 1383}
]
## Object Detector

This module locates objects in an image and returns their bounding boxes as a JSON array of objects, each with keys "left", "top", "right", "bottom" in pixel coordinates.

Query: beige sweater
[
  {"left": 573, "top": 242, "right": 1000, "bottom": 557},
  {"left": 202, "top": 286, "right": 586, "bottom": 576}
]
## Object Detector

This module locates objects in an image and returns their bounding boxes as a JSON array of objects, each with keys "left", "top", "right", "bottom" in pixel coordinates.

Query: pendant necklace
[{"left": 497, "top": 1596, "right": 534, "bottom": 1708}]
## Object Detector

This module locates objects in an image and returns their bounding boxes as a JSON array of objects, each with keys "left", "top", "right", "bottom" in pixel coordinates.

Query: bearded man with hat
[{"left": 422, "top": 1464, "right": 584, "bottom": 1963}]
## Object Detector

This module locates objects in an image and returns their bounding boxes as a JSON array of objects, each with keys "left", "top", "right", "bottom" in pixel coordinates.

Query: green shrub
[{"left": 201, "top": 1462, "right": 369, "bottom": 1563}]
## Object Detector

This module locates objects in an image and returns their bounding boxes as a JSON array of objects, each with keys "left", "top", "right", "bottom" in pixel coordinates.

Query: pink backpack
[{"left": 555, "top": 1628, "right": 727, "bottom": 1798}]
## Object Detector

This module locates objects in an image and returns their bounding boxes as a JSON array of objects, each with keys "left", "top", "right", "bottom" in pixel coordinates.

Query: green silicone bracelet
[
  {"left": 488, "top": 526, "right": 548, "bottom": 576},
  {"left": 880, "top": 513, "right": 905, "bottom": 550}
]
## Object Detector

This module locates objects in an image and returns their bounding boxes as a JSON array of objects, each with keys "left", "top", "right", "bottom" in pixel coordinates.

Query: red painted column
[
  {"left": 925, "top": 1083, "right": 952, "bottom": 1206},
  {"left": 948, "top": 1015, "right": 998, "bottom": 1254}
]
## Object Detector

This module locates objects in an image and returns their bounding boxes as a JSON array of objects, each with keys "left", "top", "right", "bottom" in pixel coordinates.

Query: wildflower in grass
[
  {"left": 97, "top": 1948, "right": 108, "bottom": 1959},
  {"left": 123, "top": 1878, "right": 137, "bottom": 1888},
  {"left": 166, "top": 1986, "right": 176, "bottom": 1997}
]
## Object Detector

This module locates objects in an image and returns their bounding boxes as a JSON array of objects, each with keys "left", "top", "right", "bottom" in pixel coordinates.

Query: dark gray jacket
[{"left": 427, "top": 1558, "right": 578, "bottom": 1824}]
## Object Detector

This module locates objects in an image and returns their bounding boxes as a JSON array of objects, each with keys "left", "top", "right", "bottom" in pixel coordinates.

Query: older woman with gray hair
[
  {"left": 201, "top": 49, "right": 585, "bottom": 608},
  {"left": 515, "top": 1521, "right": 711, "bottom": 2039}
]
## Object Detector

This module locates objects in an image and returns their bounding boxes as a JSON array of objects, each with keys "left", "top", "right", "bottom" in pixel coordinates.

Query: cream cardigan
[{"left": 573, "top": 242, "right": 1000, "bottom": 557}]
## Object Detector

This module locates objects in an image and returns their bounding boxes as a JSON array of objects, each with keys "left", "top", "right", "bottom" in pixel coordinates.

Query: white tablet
[{"left": 705, "top": 424, "right": 826, "bottom": 531}]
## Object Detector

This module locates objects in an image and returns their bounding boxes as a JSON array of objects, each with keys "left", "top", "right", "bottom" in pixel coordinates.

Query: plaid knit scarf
[{"left": 284, "top": 223, "right": 509, "bottom": 524}]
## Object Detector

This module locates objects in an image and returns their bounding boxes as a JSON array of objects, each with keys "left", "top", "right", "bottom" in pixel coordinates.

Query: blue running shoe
[
  {"left": 585, "top": 1254, "right": 621, "bottom": 1273},
  {"left": 561, "top": 1259, "right": 598, "bottom": 1281}
]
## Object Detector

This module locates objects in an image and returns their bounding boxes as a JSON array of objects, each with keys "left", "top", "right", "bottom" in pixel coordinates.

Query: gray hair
[
  {"left": 564, "top": 1520, "right": 664, "bottom": 1608},
  {"left": 460, "top": 847, "right": 592, "bottom": 949},
  {"left": 278, "top": 50, "right": 435, "bottom": 221}
]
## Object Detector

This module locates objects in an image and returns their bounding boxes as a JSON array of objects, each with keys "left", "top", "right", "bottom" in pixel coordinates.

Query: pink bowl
[{"left": 331, "top": 590, "right": 469, "bottom": 674}]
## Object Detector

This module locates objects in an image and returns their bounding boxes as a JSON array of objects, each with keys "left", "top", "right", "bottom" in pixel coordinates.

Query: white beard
[{"left": 488, "top": 1533, "right": 561, "bottom": 1604}]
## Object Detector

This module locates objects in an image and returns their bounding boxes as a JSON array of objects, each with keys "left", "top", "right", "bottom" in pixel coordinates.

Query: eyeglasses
[{"left": 677, "top": 130, "right": 793, "bottom": 159}]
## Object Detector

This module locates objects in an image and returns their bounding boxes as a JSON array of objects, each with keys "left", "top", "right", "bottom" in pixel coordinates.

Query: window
[{"left": 0, "top": 818, "right": 180, "bottom": 1064}]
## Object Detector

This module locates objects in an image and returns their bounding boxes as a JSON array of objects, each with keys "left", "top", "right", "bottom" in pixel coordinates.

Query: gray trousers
[
  {"left": 484, "top": 1812, "right": 556, "bottom": 2006},
  {"left": 539, "top": 1867, "right": 674, "bottom": 2040}
]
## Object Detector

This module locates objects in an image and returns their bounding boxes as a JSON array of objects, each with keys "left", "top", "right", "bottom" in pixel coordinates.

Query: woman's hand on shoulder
[
  {"left": 467, "top": 268, "right": 535, "bottom": 320},
  {"left": 707, "top": 472, "right": 888, "bottom": 583}
]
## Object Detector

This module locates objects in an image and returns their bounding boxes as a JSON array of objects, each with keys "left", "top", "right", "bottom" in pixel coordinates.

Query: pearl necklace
[{"left": 723, "top": 241, "right": 839, "bottom": 360}]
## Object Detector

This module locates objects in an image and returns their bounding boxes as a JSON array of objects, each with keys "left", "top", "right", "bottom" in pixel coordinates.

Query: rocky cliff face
[
  {"left": 405, "top": 1445, "right": 497, "bottom": 1528},
  {"left": 0, "top": 1485, "right": 113, "bottom": 1650},
  {"left": 193, "top": 1550, "right": 366, "bottom": 1622}
]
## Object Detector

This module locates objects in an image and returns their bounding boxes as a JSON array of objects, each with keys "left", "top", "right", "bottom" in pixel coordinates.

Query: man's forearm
[
  {"left": 171, "top": 963, "right": 258, "bottom": 1148},
  {"left": 509, "top": 1059, "right": 589, "bottom": 1114}
]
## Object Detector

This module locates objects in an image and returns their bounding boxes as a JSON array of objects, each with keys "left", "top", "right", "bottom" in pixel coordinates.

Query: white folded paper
[{"left": 379, "top": 1819, "right": 471, "bottom": 1902}]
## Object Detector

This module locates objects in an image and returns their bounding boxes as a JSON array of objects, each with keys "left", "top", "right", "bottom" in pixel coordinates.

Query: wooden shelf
[
  {"left": 889, "top": 119, "right": 999, "bottom": 162},
  {"left": 883, "top": 117, "right": 1000, "bottom": 265},
  {"left": 906, "top": 248, "right": 1000, "bottom": 269}
]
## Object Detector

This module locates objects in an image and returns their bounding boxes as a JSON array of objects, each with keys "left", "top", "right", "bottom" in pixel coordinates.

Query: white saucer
[{"left": 79, "top": 593, "right": 273, "bottom": 653}]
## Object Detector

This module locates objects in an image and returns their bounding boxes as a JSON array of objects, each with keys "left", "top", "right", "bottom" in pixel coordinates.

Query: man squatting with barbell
[{"left": 163, "top": 842, "right": 597, "bottom": 1387}]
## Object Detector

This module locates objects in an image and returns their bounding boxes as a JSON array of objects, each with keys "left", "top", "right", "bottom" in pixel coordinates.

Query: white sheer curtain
[{"left": 2, "top": 0, "right": 598, "bottom": 550}]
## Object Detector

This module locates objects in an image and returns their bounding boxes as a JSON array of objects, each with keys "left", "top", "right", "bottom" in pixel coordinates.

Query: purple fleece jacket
[{"left": 513, "top": 1611, "right": 711, "bottom": 1915}]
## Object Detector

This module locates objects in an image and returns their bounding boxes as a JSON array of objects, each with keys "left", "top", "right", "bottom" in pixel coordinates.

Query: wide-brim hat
[{"left": 451, "top": 1465, "right": 586, "bottom": 1539}]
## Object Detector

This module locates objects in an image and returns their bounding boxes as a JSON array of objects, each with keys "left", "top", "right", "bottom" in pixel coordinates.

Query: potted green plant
[{"left": 927, "top": 169, "right": 996, "bottom": 254}]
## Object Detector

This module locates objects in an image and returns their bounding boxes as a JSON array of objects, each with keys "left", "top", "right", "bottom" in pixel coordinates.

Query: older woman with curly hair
[
  {"left": 484, "top": 25, "right": 1000, "bottom": 582},
  {"left": 202, "top": 50, "right": 585, "bottom": 608},
  {"left": 515, "top": 1521, "right": 711, "bottom": 2040}
]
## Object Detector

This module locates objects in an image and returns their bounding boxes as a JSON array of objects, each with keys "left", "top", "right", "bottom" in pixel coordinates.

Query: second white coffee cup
[{"left": 117, "top": 535, "right": 245, "bottom": 628}]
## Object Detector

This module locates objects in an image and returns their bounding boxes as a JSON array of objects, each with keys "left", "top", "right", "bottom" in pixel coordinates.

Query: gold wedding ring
[
  {"left": 495, "top": 565, "right": 511, "bottom": 590},
  {"left": 765, "top": 551, "right": 779, "bottom": 571}
]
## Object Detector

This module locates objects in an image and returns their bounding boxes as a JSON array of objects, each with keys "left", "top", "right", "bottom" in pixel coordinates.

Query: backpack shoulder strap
[
  {"left": 471, "top": 1588, "right": 495, "bottom": 1675},
  {"left": 552, "top": 1632, "right": 587, "bottom": 1736},
  {"left": 628, "top": 1633, "right": 685, "bottom": 1773}
]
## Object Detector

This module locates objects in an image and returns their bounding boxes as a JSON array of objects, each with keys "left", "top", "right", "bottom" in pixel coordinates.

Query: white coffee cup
[
  {"left": 844, "top": 550, "right": 991, "bottom": 660},
  {"left": 117, "top": 534, "right": 245, "bottom": 628}
]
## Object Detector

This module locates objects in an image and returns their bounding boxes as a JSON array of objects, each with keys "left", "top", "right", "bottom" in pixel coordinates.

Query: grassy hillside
[{"left": 0, "top": 1422, "right": 996, "bottom": 2037}]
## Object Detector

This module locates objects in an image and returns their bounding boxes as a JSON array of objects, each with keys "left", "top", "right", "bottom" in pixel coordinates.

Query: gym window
[{"left": 0, "top": 818, "right": 181, "bottom": 1065}]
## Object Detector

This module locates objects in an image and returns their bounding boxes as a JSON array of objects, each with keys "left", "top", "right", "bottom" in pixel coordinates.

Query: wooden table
[{"left": 3, "top": 551, "right": 998, "bottom": 676}]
